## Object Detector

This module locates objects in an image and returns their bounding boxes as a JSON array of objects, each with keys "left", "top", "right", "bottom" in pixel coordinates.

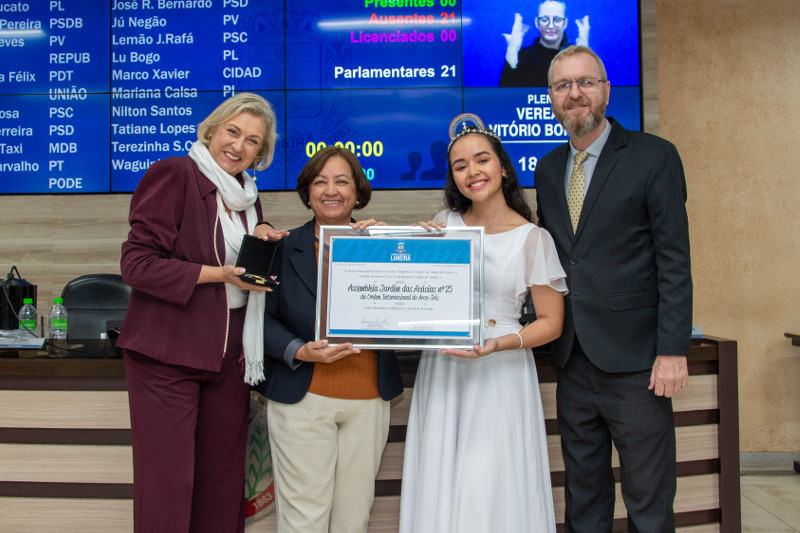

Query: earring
[
  {"left": 307, "top": 202, "right": 311, "bottom": 207},
  {"left": 355, "top": 200, "right": 360, "bottom": 207}
]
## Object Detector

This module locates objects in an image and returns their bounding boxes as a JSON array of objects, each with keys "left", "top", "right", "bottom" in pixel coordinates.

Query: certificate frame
[{"left": 315, "top": 225, "right": 484, "bottom": 350}]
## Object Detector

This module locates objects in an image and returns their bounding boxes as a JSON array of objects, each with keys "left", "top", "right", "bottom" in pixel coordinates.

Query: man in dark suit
[{"left": 534, "top": 46, "right": 692, "bottom": 532}]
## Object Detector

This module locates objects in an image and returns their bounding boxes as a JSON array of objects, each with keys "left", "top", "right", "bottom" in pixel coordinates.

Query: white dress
[{"left": 399, "top": 210, "right": 568, "bottom": 533}]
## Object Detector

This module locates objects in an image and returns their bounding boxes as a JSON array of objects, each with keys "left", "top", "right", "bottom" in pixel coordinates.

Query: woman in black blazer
[{"left": 259, "top": 146, "right": 403, "bottom": 533}]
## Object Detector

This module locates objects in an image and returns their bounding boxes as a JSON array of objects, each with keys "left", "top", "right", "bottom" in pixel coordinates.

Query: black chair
[{"left": 60, "top": 274, "right": 131, "bottom": 341}]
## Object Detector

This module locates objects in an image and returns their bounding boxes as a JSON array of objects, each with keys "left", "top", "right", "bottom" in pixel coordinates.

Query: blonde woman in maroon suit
[{"left": 119, "top": 93, "right": 287, "bottom": 533}]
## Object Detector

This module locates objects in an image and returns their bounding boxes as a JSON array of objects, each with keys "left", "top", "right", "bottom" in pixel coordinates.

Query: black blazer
[
  {"left": 258, "top": 219, "right": 404, "bottom": 404},
  {"left": 535, "top": 118, "right": 693, "bottom": 373}
]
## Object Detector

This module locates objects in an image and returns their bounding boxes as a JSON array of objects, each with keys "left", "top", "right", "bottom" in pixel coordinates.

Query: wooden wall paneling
[
  {"left": 673, "top": 375, "right": 718, "bottom": 412},
  {"left": 388, "top": 388, "right": 411, "bottom": 426},
  {"left": 376, "top": 442, "right": 403, "bottom": 482},
  {"left": 676, "top": 526, "right": 720, "bottom": 533},
  {"left": 545, "top": 424, "right": 718, "bottom": 473},
  {"left": 0, "top": 498, "right": 132, "bottom": 533},
  {"left": 0, "top": 444, "right": 132, "bottom": 484},
  {"left": 640, "top": 0, "right": 659, "bottom": 135},
  {"left": 0, "top": 390, "right": 130, "bottom": 429},
  {"left": 0, "top": 337, "right": 737, "bottom": 533},
  {"left": 539, "top": 374, "right": 719, "bottom": 420},
  {"left": 550, "top": 473, "right": 720, "bottom": 524}
]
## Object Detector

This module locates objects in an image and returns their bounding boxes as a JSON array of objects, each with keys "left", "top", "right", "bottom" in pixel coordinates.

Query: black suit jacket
[
  {"left": 258, "top": 219, "right": 404, "bottom": 404},
  {"left": 535, "top": 118, "right": 692, "bottom": 373}
]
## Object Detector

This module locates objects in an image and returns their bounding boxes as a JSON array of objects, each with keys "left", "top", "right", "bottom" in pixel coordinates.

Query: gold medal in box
[{"left": 235, "top": 235, "right": 278, "bottom": 287}]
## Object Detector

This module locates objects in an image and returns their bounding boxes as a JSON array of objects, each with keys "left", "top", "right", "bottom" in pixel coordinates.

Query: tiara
[{"left": 447, "top": 113, "right": 501, "bottom": 151}]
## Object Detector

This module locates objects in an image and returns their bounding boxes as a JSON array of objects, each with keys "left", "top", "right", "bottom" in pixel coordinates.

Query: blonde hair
[{"left": 196, "top": 93, "right": 278, "bottom": 170}]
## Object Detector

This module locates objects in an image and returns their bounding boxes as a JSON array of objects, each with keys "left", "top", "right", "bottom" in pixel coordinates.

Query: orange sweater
[
  {"left": 307, "top": 239, "right": 380, "bottom": 399},
  {"left": 308, "top": 349, "right": 380, "bottom": 399}
]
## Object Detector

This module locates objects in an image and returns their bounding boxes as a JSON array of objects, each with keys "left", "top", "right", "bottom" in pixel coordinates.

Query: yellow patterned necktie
[{"left": 568, "top": 151, "right": 589, "bottom": 232}]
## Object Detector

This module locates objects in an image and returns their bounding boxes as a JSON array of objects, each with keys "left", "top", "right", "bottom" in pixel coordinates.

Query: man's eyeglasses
[
  {"left": 549, "top": 78, "right": 607, "bottom": 95},
  {"left": 537, "top": 16, "right": 566, "bottom": 27}
]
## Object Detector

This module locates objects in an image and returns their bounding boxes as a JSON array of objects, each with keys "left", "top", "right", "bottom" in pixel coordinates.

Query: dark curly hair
[{"left": 443, "top": 130, "right": 532, "bottom": 222}]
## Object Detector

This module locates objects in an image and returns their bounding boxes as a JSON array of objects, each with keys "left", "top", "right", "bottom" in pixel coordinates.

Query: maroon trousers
[{"left": 124, "top": 308, "right": 249, "bottom": 533}]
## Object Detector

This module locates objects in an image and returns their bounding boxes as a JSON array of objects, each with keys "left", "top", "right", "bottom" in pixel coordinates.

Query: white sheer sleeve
[
  {"left": 432, "top": 209, "right": 453, "bottom": 225},
  {"left": 523, "top": 225, "right": 568, "bottom": 293}
]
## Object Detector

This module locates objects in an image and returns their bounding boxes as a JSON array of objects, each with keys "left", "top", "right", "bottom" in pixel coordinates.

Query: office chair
[{"left": 60, "top": 274, "right": 131, "bottom": 341}]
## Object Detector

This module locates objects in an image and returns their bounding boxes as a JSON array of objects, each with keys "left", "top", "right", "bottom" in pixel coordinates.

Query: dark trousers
[
  {"left": 124, "top": 308, "right": 249, "bottom": 533},
  {"left": 556, "top": 349, "right": 676, "bottom": 533}
]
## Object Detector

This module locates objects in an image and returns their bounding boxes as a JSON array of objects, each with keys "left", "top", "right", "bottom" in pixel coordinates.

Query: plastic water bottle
[
  {"left": 18, "top": 297, "right": 37, "bottom": 338},
  {"left": 49, "top": 298, "right": 68, "bottom": 340},
  {"left": 48, "top": 297, "right": 68, "bottom": 356}
]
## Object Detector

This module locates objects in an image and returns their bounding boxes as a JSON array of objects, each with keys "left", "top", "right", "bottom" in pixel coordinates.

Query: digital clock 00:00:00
[{"left": 305, "top": 140, "right": 384, "bottom": 159}]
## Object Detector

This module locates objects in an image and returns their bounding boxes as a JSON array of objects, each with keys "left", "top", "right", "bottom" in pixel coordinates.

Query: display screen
[{"left": 0, "top": 0, "right": 641, "bottom": 194}]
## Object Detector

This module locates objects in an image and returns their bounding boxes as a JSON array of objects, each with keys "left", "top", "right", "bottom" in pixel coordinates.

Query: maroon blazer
[{"left": 118, "top": 156, "right": 263, "bottom": 372}]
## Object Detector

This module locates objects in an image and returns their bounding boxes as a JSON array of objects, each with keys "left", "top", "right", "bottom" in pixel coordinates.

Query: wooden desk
[{"left": 0, "top": 337, "right": 740, "bottom": 533}]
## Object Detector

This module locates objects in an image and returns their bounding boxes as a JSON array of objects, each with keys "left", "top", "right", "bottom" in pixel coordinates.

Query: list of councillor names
[{"left": 0, "top": 0, "right": 281, "bottom": 193}]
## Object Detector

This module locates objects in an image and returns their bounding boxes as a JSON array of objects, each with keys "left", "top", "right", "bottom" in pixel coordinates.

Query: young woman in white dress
[{"left": 399, "top": 114, "right": 568, "bottom": 533}]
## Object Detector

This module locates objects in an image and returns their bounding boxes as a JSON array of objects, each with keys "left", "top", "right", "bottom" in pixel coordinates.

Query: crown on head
[{"left": 447, "top": 113, "right": 501, "bottom": 152}]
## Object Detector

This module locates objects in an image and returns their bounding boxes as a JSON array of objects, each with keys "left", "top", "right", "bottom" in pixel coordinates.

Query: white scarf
[{"left": 189, "top": 141, "right": 265, "bottom": 385}]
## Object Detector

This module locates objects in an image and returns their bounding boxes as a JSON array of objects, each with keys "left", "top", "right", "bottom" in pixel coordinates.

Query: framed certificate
[{"left": 315, "top": 226, "right": 484, "bottom": 350}]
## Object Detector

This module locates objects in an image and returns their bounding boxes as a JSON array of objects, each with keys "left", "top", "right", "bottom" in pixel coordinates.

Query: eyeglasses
[
  {"left": 549, "top": 78, "right": 607, "bottom": 95},
  {"left": 537, "top": 16, "right": 566, "bottom": 26}
]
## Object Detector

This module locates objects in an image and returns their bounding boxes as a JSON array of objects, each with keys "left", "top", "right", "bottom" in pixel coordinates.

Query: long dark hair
[{"left": 443, "top": 130, "right": 532, "bottom": 222}]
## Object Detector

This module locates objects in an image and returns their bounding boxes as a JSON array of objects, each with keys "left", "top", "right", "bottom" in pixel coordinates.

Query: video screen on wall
[{"left": 0, "top": 0, "right": 641, "bottom": 194}]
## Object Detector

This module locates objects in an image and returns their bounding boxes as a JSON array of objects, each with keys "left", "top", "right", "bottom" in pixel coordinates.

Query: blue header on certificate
[
  {"left": 330, "top": 237, "right": 470, "bottom": 264},
  {"left": 317, "top": 225, "right": 484, "bottom": 349}
]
